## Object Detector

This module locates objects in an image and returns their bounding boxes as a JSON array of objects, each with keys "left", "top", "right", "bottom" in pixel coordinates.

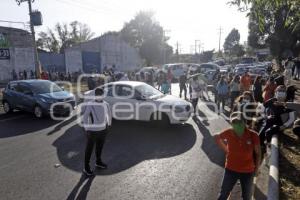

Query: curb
[{"left": 267, "top": 134, "right": 279, "bottom": 200}]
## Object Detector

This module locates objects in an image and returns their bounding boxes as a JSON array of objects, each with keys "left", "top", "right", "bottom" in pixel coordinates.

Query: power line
[{"left": 54, "top": 0, "right": 129, "bottom": 20}]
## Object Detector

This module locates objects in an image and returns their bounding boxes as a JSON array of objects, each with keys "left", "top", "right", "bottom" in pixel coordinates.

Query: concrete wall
[
  {"left": 65, "top": 49, "right": 82, "bottom": 73},
  {"left": 66, "top": 34, "right": 142, "bottom": 72},
  {"left": 0, "top": 27, "right": 34, "bottom": 82},
  {"left": 0, "top": 47, "right": 34, "bottom": 82},
  {"left": 39, "top": 52, "right": 65, "bottom": 72}
]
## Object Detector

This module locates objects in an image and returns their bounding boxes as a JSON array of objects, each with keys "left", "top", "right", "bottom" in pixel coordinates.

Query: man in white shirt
[{"left": 82, "top": 88, "right": 112, "bottom": 176}]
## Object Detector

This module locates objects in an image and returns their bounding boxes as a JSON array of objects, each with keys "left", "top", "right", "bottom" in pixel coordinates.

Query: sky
[{"left": 1, "top": 0, "right": 249, "bottom": 53}]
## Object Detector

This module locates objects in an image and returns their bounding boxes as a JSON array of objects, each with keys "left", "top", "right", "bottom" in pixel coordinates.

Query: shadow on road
[
  {"left": 193, "top": 115, "right": 225, "bottom": 167},
  {"left": 52, "top": 120, "right": 197, "bottom": 175},
  {"left": 66, "top": 174, "right": 95, "bottom": 200},
  {"left": 0, "top": 111, "right": 61, "bottom": 138}
]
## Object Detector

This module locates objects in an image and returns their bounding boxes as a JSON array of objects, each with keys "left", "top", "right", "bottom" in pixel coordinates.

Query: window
[
  {"left": 115, "top": 85, "right": 133, "bottom": 98},
  {"left": 18, "top": 84, "right": 32, "bottom": 94}
]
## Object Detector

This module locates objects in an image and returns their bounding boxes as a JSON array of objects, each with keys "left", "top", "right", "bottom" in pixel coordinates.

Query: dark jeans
[
  {"left": 191, "top": 98, "right": 198, "bottom": 113},
  {"left": 218, "top": 169, "right": 254, "bottom": 200},
  {"left": 230, "top": 91, "right": 240, "bottom": 109},
  {"left": 217, "top": 94, "right": 227, "bottom": 111},
  {"left": 179, "top": 84, "right": 187, "bottom": 99},
  {"left": 84, "top": 130, "right": 107, "bottom": 170}
]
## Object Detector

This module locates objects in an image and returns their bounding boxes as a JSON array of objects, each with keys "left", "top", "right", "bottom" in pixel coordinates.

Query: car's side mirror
[
  {"left": 61, "top": 86, "right": 65, "bottom": 91},
  {"left": 136, "top": 95, "right": 146, "bottom": 101}
]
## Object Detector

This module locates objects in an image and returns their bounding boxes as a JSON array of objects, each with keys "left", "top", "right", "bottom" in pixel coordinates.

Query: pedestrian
[
  {"left": 284, "top": 57, "right": 293, "bottom": 85},
  {"left": 179, "top": 73, "right": 187, "bottom": 99},
  {"left": 294, "top": 58, "right": 300, "bottom": 80},
  {"left": 12, "top": 69, "right": 17, "bottom": 80},
  {"left": 240, "top": 71, "right": 251, "bottom": 92},
  {"left": 216, "top": 76, "right": 229, "bottom": 114},
  {"left": 214, "top": 112, "right": 261, "bottom": 200},
  {"left": 82, "top": 88, "right": 112, "bottom": 176},
  {"left": 263, "top": 77, "right": 277, "bottom": 102},
  {"left": 253, "top": 76, "right": 263, "bottom": 103},
  {"left": 30, "top": 70, "right": 35, "bottom": 79},
  {"left": 161, "top": 78, "right": 170, "bottom": 94},
  {"left": 229, "top": 75, "right": 240, "bottom": 110},
  {"left": 23, "top": 69, "right": 27, "bottom": 80},
  {"left": 167, "top": 69, "right": 173, "bottom": 95},
  {"left": 190, "top": 76, "right": 201, "bottom": 114},
  {"left": 157, "top": 71, "right": 164, "bottom": 90}
]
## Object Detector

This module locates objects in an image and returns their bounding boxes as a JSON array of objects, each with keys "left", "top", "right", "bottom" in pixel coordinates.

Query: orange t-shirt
[
  {"left": 240, "top": 75, "right": 251, "bottom": 91},
  {"left": 219, "top": 128, "right": 260, "bottom": 173}
]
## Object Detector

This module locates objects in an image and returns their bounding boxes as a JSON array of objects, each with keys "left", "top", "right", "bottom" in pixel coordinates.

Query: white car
[{"left": 84, "top": 81, "right": 193, "bottom": 124}]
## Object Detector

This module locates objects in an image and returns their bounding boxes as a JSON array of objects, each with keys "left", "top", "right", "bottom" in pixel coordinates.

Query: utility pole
[
  {"left": 16, "top": 0, "right": 41, "bottom": 78},
  {"left": 194, "top": 40, "right": 200, "bottom": 55},
  {"left": 218, "top": 26, "right": 223, "bottom": 55},
  {"left": 176, "top": 41, "right": 180, "bottom": 62},
  {"left": 162, "top": 29, "right": 170, "bottom": 64}
]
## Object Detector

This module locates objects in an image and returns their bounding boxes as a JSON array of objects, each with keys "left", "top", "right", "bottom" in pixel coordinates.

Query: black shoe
[
  {"left": 83, "top": 168, "right": 94, "bottom": 176},
  {"left": 95, "top": 162, "right": 107, "bottom": 169}
]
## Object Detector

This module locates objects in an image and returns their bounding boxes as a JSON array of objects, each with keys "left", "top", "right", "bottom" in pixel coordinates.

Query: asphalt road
[{"left": 0, "top": 84, "right": 240, "bottom": 200}]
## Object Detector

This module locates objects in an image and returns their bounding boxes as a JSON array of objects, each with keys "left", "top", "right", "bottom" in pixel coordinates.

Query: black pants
[
  {"left": 84, "top": 130, "right": 107, "bottom": 170},
  {"left": 230, "top": 91, "right": 240, "bottom": 109},
  {"left": 191, "top": 98, "right": 198, "bottom": 113},
  {"left": 179, "top": 84, "right": 187, "bottom": 99},
  {"left": 218, "top": 169, "right": 254, "bottom": 200},
  {"left": 217, "top": 94, "right": 226, "bottom": 111}
]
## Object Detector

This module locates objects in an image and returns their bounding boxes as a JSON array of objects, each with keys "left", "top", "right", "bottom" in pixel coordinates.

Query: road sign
[{"left": 0, "top": 48, "right": 10, "bottom": 59}]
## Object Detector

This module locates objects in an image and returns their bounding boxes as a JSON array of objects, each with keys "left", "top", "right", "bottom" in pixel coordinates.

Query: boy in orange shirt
[
  {"left": 214, "top": 112, "right": 261, "bottom": 200},
  {"left": 240, "top": 71, "right": 252, "bottom": 92}
]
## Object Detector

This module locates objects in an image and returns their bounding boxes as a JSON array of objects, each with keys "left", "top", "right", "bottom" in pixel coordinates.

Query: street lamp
[{"left": 16, "top": 0, "right": 41, "bottom": 79}]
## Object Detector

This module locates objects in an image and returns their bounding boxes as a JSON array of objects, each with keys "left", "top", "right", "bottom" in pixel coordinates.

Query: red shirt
[{"left": 219, "top": 128, "right": 260, "bottom": 173}]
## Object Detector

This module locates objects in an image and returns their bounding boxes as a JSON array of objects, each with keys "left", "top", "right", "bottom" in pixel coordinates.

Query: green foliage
[
  {"left": 229, "top": 0, "right": 300, "bottom": 59},
  {"left": 200, "top": 50, "right": 214, "bottom": 63},
  {"left": 121, "top": 11, "right": 173, "bottom": 65},
  {"left": 224, "top": 28, "right": 245, "bottom": 58},
  {"left": 37, "top": 21, "right": 94, "bottom": 53}
]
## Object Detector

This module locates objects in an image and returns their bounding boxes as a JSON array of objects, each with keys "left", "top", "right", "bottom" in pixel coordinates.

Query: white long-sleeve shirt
[{"left": 82, "top": 100, "right": 112, "bottom": 132}]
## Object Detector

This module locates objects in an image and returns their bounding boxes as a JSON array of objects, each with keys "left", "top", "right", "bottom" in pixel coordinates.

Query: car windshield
[
  {"left": 136, "top": 84, "right": 163, "bottom": 98},
  {"left": 29, "top": 81, "right": 62, "bottom": 94}
]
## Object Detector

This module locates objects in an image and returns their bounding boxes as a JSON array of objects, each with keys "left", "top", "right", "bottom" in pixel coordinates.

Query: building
[
  {"left": 65, "top": 32, "right": 142, "bottom": 73},
  {"left": 0, "top": 26, "right": 35, "bottom": 82}
]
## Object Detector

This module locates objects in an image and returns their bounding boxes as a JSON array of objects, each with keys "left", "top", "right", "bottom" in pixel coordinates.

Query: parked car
[
  {"left": 135, "top": 66, "right": 158, "bottom": 81},
  {"left": 2, "top": 80, "right": 76, "bottom": 118},
  {"left": 189, "top": 63, "right": 220, "bottom": 74},
  {"left": 162, "top": 63, "right": 188, "bottom": 80},
  {"left": 84, "top": 81, "right": 193, "bottom": 124}
]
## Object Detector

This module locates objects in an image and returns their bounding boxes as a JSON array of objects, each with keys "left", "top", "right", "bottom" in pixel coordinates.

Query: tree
[
  {"left": 223, "top": 28, "right": 245, "bottom": 57},
  {"left": 200, "top": 50, "right": 214, "bottom": 63},
  {"left": 229, "top": 0, "right": 300, "bottom": 60},
  {"left": 37, "top": 21, "right": 94, "bottom": 53},
  {"left": 121, "top": 11, "right": 173, "bottom": 65}
]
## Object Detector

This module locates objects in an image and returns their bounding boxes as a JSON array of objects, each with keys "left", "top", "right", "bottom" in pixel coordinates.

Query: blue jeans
[{"left": 218, "top": 169, "right": 254, "bottom": 200}]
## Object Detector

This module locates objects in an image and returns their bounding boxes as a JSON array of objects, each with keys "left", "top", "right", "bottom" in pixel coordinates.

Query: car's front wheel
[
  {"left": 3, "top": 101, "right": 13, "bottom": 114},
  {"left": 34, "top": 105, "right": 43, "bottom": 118}
]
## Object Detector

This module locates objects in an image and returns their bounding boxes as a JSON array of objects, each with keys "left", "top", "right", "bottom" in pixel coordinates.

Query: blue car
[{"left": 2, "top": 80, "right": 76, "bottom": 118}]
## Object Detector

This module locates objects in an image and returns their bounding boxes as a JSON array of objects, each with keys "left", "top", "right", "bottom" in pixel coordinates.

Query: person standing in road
[
  {"left": 179, "top": 73, "right": 187, "bottom": 99},
  {"left": 253, "top": 76, "right": 263, "bottom": 103},
  {"left": 214, "top": 112, "right": 261, "bottom": 200},
  {"left": 190, "top": 76, "right": 201, "bottom": 114},
  {"left": 229, "top": 75, "right": 240, "bottom": 110},
  {"left": 240, "top": 71, "right": 251, "bottom": 92},
  {"left": 82, "top": 88, "right": 112, "bottom": 176},
  {"left": 167, "top": 69, "right": 173, "bottom": 94},
  {"left": 216, "top": 76, "right": 229, "bottom": 114}
]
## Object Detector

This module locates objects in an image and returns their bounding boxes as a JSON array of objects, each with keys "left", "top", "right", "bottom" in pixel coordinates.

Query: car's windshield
[
  {"left": 29, "top": 81, "right": 62, "bottom": 94},
  {"left": 136, "top": 84, "right": 163, "bottom": 98}
]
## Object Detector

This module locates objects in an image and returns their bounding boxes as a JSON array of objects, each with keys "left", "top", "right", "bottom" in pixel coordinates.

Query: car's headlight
[{"left": 174, "top": 105, "right": 185, "bottom": 113}]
